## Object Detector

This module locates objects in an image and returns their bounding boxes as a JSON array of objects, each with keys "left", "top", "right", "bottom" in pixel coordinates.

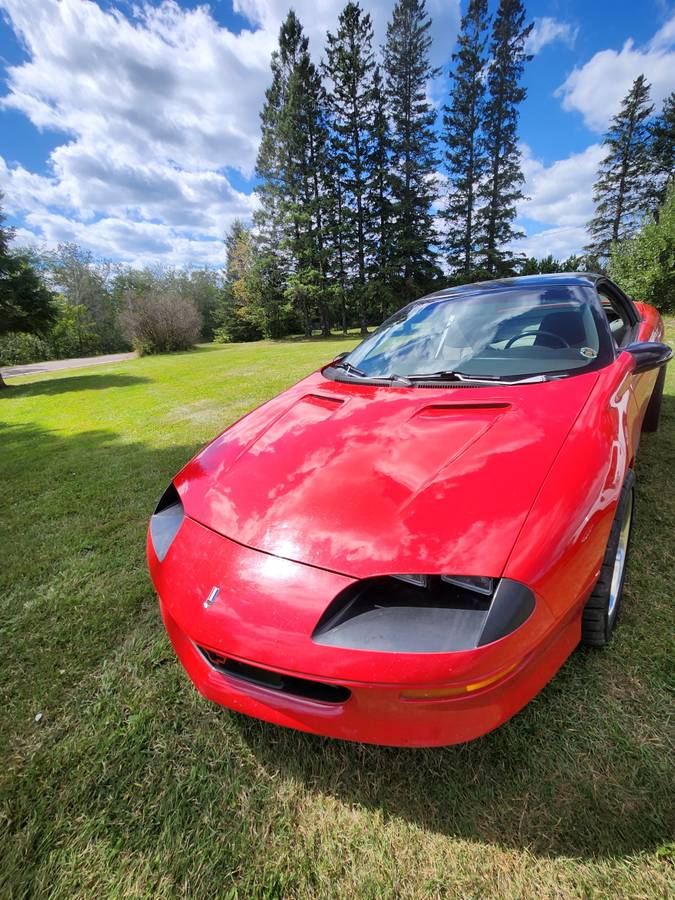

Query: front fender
[{"left": 503, "top": 356, "right": 637, "bottom": 620}]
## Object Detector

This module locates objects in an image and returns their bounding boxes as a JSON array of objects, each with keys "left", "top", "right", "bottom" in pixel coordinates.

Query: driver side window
[{"left": 598, "top": 287, "right": 632, "bottom": 347}]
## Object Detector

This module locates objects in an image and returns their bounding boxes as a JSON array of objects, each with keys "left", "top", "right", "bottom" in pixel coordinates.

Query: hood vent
[{"left": 414, "top": 402, "right": 510, "bottom": 418}]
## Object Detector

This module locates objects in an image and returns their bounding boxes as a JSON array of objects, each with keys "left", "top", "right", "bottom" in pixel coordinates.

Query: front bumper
[{"left": 149, "top": 517, "right": 578, "bottom": 747}]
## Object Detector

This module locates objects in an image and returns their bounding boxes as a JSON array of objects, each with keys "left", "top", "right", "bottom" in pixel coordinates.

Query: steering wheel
[{"left": 504, "top": 330, "right": 570, "bottom": 349}]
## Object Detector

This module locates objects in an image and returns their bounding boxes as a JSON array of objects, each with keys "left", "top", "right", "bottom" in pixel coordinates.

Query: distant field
[{"left": 1, "top": 332, "right": 673, "bottom": 898}]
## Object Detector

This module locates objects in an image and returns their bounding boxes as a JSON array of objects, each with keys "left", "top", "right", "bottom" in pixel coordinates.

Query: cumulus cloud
[
  {"left": 525, "top": 17, "right": 578, "bottom": 56},
  {"left": 510, "top": 143, "right": 605, "bottom": 260},
  {"left": 518, "top": 143, "right": 603, "bottom": 227},
  {"left": 556, "top": 12, "right": 675, "bottom": 131},
  {"left": 0, "top": 0, "right": 459, "bottom": 264},
  {"left": 510, "top": 224, "right": 589, "bottom": 261}
]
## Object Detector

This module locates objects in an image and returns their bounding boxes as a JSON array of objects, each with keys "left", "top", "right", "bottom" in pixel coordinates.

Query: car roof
[{"left": 422, "top": 273, "right": 604, "bottom": 303}]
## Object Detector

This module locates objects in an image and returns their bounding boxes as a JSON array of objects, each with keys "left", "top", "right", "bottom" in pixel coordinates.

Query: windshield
[{"left": 334, "top": 285, "right": 605, "bottom": 382}]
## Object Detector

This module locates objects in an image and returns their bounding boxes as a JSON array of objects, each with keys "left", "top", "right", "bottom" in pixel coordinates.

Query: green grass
[{"left": 1, "top": 332, "right": 673, "bottom": 898}]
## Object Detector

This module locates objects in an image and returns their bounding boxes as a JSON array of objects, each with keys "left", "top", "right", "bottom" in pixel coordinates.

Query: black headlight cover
[
  {"left": 312, "top": 576, "right": 534, "bottom": 653},
  {"left": 149, "top": 482, "right": 184, "bottom": 562}
]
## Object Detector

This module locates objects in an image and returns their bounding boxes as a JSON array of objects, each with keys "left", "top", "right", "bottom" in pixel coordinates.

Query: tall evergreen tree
[
  {"left": 253, "top": 13, "right": 304, "bottom": 324},
  {"left": 441, "top": 0, "right": 490, "bottom": 277},
  {"left": 587, "top": 75, "right": 655, "bottom": 259},
  {"left": 255, "top": 12, "right": 331, "bottom": 336},
  {"left": 650, "top": 91, "right": 675, "bottom": 213},
  {"left": 323, "top": 139, "right": 350, "bottom": 333},
  {"left": 281, "top": 46, "right": 332, "bottom": 335},
  {"left": 383, "top": 0, "right": 441, "bottom": 301},
  {"left": 478, "top": 0, "right": 532, "bottom": 275},
  {"left": 323, "top": 2, "right": 378, "bottom": 333},
  {"left": 366, "top": 66, "right": 394, "bottom": 318}
]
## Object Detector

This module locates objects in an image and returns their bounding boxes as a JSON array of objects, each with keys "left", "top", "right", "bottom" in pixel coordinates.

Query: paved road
[{"left": 1, "top": 351, "right": 136, "bottom": 379}]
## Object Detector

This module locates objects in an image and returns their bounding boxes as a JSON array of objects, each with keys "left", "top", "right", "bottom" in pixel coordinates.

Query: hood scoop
[{"left": 413, "top": 402, "right": 511, "bottom": 419}]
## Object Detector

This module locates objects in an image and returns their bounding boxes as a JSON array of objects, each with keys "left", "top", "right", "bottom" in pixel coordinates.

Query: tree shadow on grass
[
  {"left": 1, "top": 373, "right": 150, "bottom": 398},
  {"left": 232, "top": 392, "right": 675, "bottom": 861}
]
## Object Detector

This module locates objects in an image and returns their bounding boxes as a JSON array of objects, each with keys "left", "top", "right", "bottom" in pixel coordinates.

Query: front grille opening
[{"left": 198, "top": 647, "right": 351, "bottom": 704}]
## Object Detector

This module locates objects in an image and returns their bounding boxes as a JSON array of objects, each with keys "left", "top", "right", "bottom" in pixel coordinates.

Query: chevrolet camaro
[{"left": 148, "top": 274, "right": 671, "bottom": 746}]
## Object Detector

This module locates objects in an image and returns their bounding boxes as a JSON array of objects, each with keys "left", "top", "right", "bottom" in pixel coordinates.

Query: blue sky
[{"left": 0, "top": 0, "right": 673, "bottom": 266}]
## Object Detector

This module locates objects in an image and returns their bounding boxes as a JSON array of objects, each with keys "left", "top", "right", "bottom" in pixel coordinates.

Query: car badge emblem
[{"left": 203, "top": 586, "right": 220, "bottom": 609}]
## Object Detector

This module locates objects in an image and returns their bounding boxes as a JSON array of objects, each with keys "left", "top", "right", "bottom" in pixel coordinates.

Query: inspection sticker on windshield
[{"left": 580, "top": 347, "right": 597, "bottom": 359}]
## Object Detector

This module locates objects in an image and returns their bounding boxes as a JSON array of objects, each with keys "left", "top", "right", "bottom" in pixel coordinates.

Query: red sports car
[{"left": 148, "top": 274, "right": 671, "bottom": 746}]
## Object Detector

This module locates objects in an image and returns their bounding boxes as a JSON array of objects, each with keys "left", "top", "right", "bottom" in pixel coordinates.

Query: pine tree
[
  {"left": 383, "top": 0, "right": 441, "bottom": 302},
  {"left": 441, "top": 0, "right": 490, "bottom": 277},
  {"left": 253, "top": 13, "right": 304, "bottom": 324},
  {"left": 323, "top": 2, "right": 378, "bottom": 333},
  {"left": 218, "top": 220, "right": 263, "bottom": 343},
  {"left": 478, "top": 0, "right": 532, "bottom": 276},
  {"left": 650, "top": 91, "right": 675, "bottom": 213},
  {"left": 366, "top": 67, "right": 394, "bottom": 319},
  {"left": 255, "top": 11, "right": 332, "bottom": 337},
  {"left": 281, "top": 47, "right": 332, "bottom": 335},
  {"left": 587, "top": 75, "right": 655, "bottom": 259},
  {"left": 323, "top": 138, "right": 350, "bottom": 333}
]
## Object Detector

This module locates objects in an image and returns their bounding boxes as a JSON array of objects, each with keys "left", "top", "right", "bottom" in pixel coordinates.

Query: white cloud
[
  {"left": 510, "top": 224, "right": 589, "bottom": 261},
  {"left": 525, "top": 17, "right": 578, "bottom": 56},
  {"left": 0, "top": 0, "right": 460, "bottom": 264},
  {"left": 556, "top": 11, "right": 675, "bottom": 131},
  {"left": 510, "top": 143, "right": 605, "bottom": 260},
  {"left": 519, "top": 142, "right": 603, "bottom": 227}
]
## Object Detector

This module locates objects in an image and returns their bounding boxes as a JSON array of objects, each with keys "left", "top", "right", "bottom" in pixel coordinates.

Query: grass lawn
[{"left": 1, "top": 331, "right": 673, "bottom": 898}]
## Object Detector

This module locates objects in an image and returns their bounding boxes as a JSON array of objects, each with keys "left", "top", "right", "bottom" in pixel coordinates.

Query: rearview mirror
[{"left": 624, "top": 341, "right": 673, "bottom": 373}]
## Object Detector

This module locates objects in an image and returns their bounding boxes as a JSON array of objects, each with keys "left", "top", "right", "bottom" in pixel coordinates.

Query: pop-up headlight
[
  {"left": 149, "top": 482, "right": 184, "bottom": 561},
  {"left": 313, "top": 576, "right": 535, "bottom": 653}
]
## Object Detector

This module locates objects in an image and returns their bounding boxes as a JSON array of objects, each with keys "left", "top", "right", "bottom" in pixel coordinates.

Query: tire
[
  {"left": 641, "top": 365, "right": 666, "bottom": 432},
  {"left": 581, "top": 471, "right": 635, "bottom": 648}
]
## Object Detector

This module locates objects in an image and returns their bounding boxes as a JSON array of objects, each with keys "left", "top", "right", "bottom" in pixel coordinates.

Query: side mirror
[
  {"left": 624, "top": 341, "right": 673, "bottom": 373},
  {"left": 331, "top": 351, "right": 349, "bottom": 363}
]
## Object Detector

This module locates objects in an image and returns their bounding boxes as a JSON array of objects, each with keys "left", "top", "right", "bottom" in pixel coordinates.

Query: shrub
[
  {"left": 609, "top": 185, "right": 675, "bottom": 312},
  {"left": 119, "top": 289, "right": 202, "bottom": 355},
  {"left": 0, "top": 331, "right": 51, "bottom": 366}
]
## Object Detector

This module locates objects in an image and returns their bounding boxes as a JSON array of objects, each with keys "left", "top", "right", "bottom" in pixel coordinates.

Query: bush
[
  {"left": 609, "top": 185, "right": 675, "bottom": 312},
  {"left": 0, "top": 331, "right": 51, "bottom": 366},
  {"left": 119, "top": 289, "right": 202, "bottom": 355}
]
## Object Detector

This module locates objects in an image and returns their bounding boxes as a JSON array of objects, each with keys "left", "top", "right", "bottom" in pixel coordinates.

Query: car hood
[{"left": 175, "top": 370, "right": 598, "bottom": 579}]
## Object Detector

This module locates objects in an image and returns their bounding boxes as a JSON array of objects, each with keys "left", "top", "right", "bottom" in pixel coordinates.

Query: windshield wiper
[
  {"left": 331, "top": 360, "right": 367, "bottom": 377},
  {"left": 331, "top": 362, "right": 411, "bottom": 385},
  {"left": 407, "top": 370, "right": 550, "bottom": 385}
]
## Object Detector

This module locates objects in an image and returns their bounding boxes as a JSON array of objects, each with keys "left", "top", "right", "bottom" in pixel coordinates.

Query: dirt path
[{"left": 1, "top": 351, "right": 136, "bottom": 379}]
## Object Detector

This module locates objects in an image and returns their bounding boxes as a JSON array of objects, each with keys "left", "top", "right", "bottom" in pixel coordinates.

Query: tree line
[
  {"left": 0, "top": 224, "right": 224, "bottom": 376},
  {"left": 221, "top": 0, "right": 674, "bottom": 342},
  {"left": 1, "top": 0, "right": 673, "bottom": 372},
  {"left": 227, "top": 0, "right": 535, "bottom": 340}
]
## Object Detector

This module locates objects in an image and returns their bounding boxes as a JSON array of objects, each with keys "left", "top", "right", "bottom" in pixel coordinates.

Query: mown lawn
[{"left": 1, "top": 331, "right": 673, "bottom": 898}]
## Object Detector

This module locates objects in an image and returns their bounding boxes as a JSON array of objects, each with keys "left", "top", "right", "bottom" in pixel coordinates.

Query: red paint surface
[{"left": 148, "top": 300, "right": 666, "bottom": 746}]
